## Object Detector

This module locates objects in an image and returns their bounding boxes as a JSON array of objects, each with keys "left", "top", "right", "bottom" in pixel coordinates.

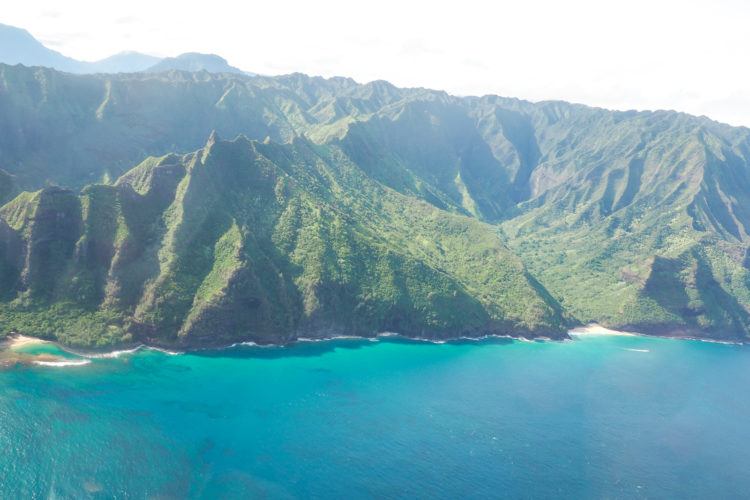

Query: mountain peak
[
  {"left": 146, "top": 53, "right": 244, "bottom": 74},
  {"left": 206, "top": 130, "right": 221, "bottom": 145},
  {"left": 0, "top": 23, "right": 249, "bottom": 75},
  {"left": 92, "top": 51, "right": 161, "bottom": 73},
  {"left": 201, "top": 130, "right": 222, "bottom": 161},
  {"left": 0, "top": 22, "right": 83, "bottom": 72}
]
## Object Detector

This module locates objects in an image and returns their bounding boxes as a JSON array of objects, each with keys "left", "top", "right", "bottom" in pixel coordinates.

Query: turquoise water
[{"left": 2, "top": 334, "right": 750, "bottom": 498}]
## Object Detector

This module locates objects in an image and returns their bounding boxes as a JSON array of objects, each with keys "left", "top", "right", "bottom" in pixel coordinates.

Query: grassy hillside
[
  {"left": 0, "top": 135, "right": 567, "bottom": 347},
  {"left": 497, "top": 112, "right": 750, "bottom": 338},
  {"left": 1, "top": 64, "right": 750, "bottom": 342}
]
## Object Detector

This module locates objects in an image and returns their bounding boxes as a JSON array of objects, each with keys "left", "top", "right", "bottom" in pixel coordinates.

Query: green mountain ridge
[
  {"left": 1, "top": 63, "right": 749, "bottom": 345},
  {"left": 0, "top": 134, "right": 567, "bottom": 347}
]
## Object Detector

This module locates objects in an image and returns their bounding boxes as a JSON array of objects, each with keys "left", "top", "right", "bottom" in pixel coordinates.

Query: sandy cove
[
  {"left": 1, "top": 334, "right": 49, "bottom": 350},
  {"left": 568, "top": 324, "right": 637, "bottom": 337}
]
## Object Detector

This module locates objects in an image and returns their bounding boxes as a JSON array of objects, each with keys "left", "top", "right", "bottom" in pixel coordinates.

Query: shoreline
[
  {"left": 569, "top": 323, "right": 745, "bottom": 345},
  {"left": 1, "top": 323, "right": 746, "bottom": 360},
  {"left": 568, "top": 324, "right": 637, "bottom": 337},
  {"left": 0, "top": 334, "right": 50, "bottom": 350}
]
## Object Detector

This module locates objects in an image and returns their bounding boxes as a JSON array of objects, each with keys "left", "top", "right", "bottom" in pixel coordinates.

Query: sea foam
[{"left": 33, "top": 359, "right": 91, "bottom": 367}]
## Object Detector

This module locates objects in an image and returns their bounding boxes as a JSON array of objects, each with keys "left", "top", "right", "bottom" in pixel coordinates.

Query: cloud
[
  {"left": 694, "top": 93, "right": 750, "bottom": 128},
  {"left": 40, "top": 31, "right": 89, "bottom": 45},
  {"left": 115, "top": 16, "right": 139, "bottom": 25},
  {"left": 461, "top": 58, "right": 487, "bottom": 70},
  {"left": 400, "top": 39, "right": 444, "bottom": 56},
  {"left": 40, "top": 38, "right": 65, "bottom": 47}
]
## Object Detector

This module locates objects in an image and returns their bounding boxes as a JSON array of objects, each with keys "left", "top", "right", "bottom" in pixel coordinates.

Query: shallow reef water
[{"left": 1, "top": 334, "right": 749, "bottom": 498}]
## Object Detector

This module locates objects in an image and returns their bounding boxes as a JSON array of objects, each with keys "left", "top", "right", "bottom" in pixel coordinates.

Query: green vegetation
[
  {"left": 0, "top": 135, "right": 567, "bottom": 347},
  {"left": 0, "top": 304, "right": 129, "bottom": 347},
  {"left": 0, "top": 64, "right": 749, "bottom": 345}
]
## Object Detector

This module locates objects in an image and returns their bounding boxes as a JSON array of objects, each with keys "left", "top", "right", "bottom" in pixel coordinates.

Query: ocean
[{"left": 1, "top": 333, "right": 749, "bottom": 498}]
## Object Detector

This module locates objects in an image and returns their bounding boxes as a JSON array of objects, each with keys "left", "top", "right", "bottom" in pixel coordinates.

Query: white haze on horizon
[{"left": 3, "top": 0, "right": 749, "bottom": 127}]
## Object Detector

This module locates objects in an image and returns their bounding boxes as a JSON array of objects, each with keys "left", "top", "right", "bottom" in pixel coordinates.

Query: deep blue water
[{"left": 2, "top": 334, "right": 750, "bottom": 498}]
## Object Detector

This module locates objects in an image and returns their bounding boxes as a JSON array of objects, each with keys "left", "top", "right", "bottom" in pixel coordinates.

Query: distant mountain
[
  {"left": 0, "top": 64, "right": 749, "bottom": 347},
  {"left": 0, "top": 22, "right": 84, "bottom": 72},
  {"left": 0, "top": 23, "right": 250, "bottom": 75},
  {"left": 88, "top": 51, "right": 162, "bottom": 73},
  {"left": 145, "top": 53, "right": 244, "bottom": 74},
  {"left": 0, "top": 22, "right": 158, "bottom": 73}
]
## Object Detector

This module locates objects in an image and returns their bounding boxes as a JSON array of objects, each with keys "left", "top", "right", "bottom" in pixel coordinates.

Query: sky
[{"left": 4, "top": 0, "right": 749, "bottom": 127}]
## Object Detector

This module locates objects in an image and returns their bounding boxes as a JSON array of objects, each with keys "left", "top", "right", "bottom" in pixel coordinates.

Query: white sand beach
[
  {"left": 568, "top": 324, "right": 636, "bottom": 337},
  {"left": 2, "top": 334, "right": 48, "bottom": 350}
]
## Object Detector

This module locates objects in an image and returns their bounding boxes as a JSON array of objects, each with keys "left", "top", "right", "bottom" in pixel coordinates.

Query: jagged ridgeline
[
  {"left": 0, "top": 134, "right": 567, "bottom": 347},
  {"left": 1, "top": 63, "right": 750, "bottom": 344}
]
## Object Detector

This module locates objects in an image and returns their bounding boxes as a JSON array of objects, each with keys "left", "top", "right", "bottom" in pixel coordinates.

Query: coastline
[
  {"left": 568, "top": 324, "right": 637, "bottom": 337},
  {"left": 0, "top": 334, "right": 95, "bottom": 368},
  {"left": 569, "top": 323, "right": 745, "bottom": 345},
  {"left": 0, "top": 334, "right": 50, "bottom": 350},
  {"left": 1, "top": 323, "right": 745, "bottom": 362}
]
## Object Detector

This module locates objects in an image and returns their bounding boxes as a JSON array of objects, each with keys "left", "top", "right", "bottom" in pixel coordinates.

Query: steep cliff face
[
  {"left": 0, "top": 135, "right": 567, "bottom": 347},
  {"left": 0, "top": 66, "right": 418, "bottom": 189},
  {"left": 495, "top": 116, "right": 750, "bottom": 338},
  {"left": 2, "top": 64, "right": 750, "bottom": 343}
]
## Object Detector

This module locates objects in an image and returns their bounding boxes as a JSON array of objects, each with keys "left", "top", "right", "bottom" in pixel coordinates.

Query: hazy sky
[{"left": 4, "top": 0, "right": 749, "bottom": 127}]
